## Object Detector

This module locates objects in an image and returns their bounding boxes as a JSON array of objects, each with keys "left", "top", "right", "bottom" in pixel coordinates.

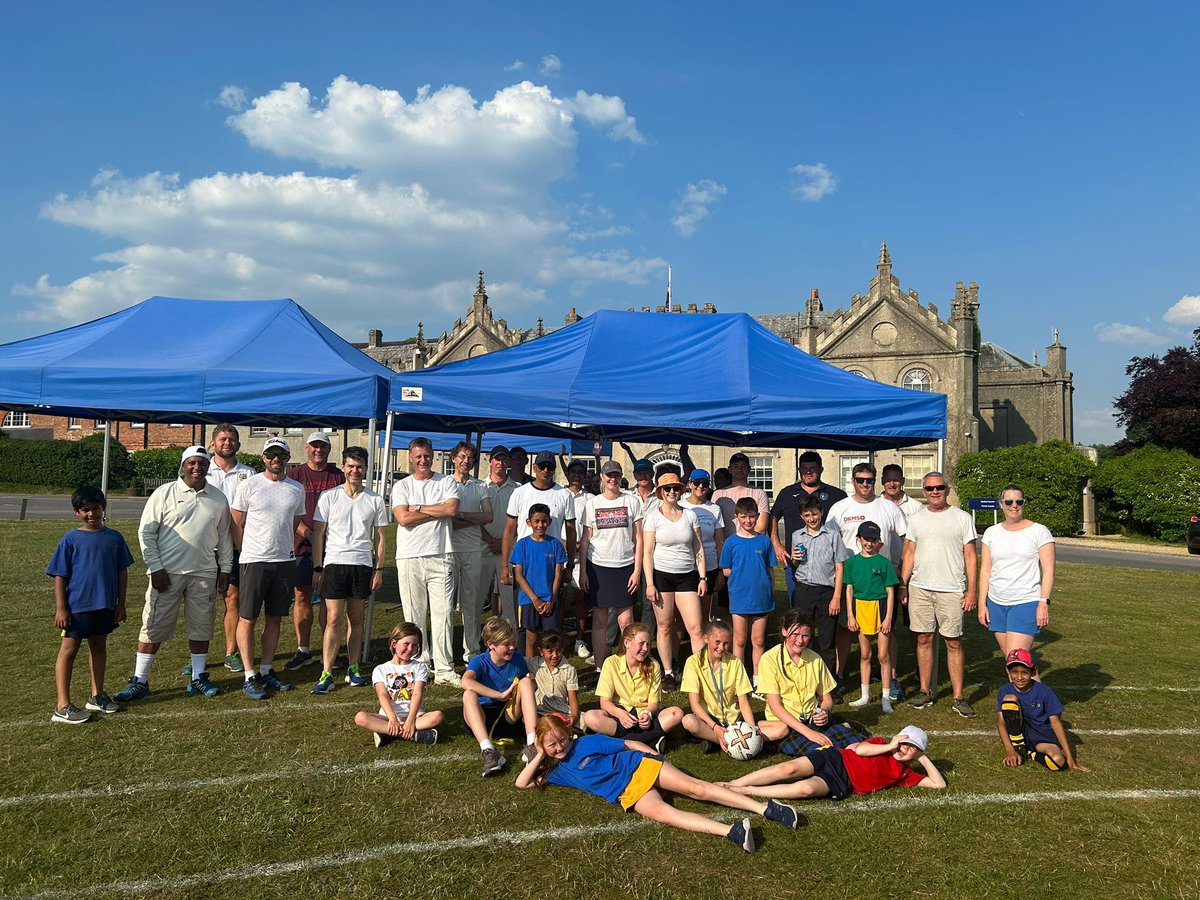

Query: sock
[
  {"left": 190, "top": 653, "right": 207, "bottom": 679},
  {"left": 245, "top": 672, "right": 256, "bottom": 683},
  {"left": 881, "top": 696, "right": 893, "bottom": 713},
  {"left": 526, "top": 733, "right": 536, "bottom": 746},
  {"left": 134, "top": 652, "right": 155, "bottom": 683},
  {"left": 860, "top": 684, "right": 870, "bottom": 701},
  {"left": 1029, "top": 750, "right": 1064, "bottom": 771},
  {"left": 480, "top": 739, "right": 495, "bottom": 752},
  {"left": 1001, "top": 699, "right": 1027, "bottom": 754},
  {"left": 260, "top": 664, "right": 271, "bottom": 676},
  {"left": 297, "top": 646, "right": 309, "bottom": 654}
]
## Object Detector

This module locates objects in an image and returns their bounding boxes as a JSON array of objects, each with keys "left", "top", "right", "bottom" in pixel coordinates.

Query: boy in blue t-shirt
[
  {"left": 510, "top": 503, "right": 568, "bottom": 656},
  {"left": 719, "top": 497, "right": 776, "bottom": 691},
  {"left": 997, "top": 648, "right": 1089, "bottom": 772},
  {"left": 46, "top": 485, "right": 135, "bottom": 724},
  {"left": 462, "top": 616, "right": 539, "bottom": 777}
]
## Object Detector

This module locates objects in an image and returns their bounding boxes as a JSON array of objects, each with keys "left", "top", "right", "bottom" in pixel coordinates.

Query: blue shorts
[
  {"left": 518, "top": 601, "right": 559, "bottom": 634},
  {"left": 987, "top": 598, "right": 1039, "bottom": 636},
  {"left": 804, "top": 745, "right": 852, "bottom": 801},
  {"left": 62, "top": 608, "right": 117, "bottom": 640}
]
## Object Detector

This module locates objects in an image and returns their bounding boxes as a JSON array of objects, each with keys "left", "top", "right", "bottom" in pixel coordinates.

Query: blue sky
[{"left": 2, "top": 2, "right": 1197, "bottom": 444}]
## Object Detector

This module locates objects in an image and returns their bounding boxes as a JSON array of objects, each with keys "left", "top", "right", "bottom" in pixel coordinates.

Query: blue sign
[{"left": 969, "top": 498, "right": 1000, "bottom": 511}]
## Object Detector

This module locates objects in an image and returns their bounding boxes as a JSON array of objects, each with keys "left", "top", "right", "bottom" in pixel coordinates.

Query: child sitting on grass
[
  {"left": 680, "top": 619, "right": 756, "bottom": 754},
  {"left": 526, "top": 632, "right": 580, "bottom": 729},
  {"left": 843, "top": 521, "right": 899, "bottom": 713},
  {"left": 997, "top": 648, "right": 1089, "bottom": 772},
  {"left": 46, "top": 485, "right": 134, "bottom": 724},
  {"left": 353, "top": 623, "right": 444, "bottom": 747},
  {"left": 584, "top": 623, "right": 683, "bottom": 753},
  {"left": 462, "top": 616, "right": 539, "bottom": 777}
]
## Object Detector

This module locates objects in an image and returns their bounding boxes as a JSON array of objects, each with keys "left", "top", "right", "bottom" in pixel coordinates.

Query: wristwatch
[
  {"left": 413, "top": 504, "right": 422, "bottom": 513},
  {"left": 313, "top": 566, "right": 324, "bottom": 573}
]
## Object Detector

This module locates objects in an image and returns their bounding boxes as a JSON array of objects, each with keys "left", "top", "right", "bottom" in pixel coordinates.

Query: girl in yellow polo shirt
[
  {"left": 582, "top": 624, "right": 684, "bottom": 752},
  {"left": 680, "top": 619, "right": 756, "bottom": 754}
]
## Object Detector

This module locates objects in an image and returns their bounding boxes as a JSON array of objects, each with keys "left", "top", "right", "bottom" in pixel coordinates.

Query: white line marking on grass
[
  {"left": 0, "top": 753, "right": 474, "bottom": 809},
  {"left": 23, "top": 788, "right": 1200, "bottom": 898},
  {"left": 1052, "top": 684, "right": 1200, "bottom": 693},
  {"left": 934, "top": 727, "right": 1200, "bottom": 738}
]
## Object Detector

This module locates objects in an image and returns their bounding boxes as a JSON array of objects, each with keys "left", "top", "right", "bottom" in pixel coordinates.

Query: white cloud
[
  {"left": 789, "top": 162, "right": 838, "bottom": 201},
  {"left": 1163, "top": 294, "right": 1200, "bottom": 325},
  {"left": 539, "top": 54, "right": 562, "bottom": 76},
  {"left": 217, "top": 85, "right": 248, "bottom": 111},
  {"left": 671, "top": 179, "right": 727, "bottom": 238},
  {"left": 503, "top": 59, "right": 525, "bottom": 72},
  {"left": 564, "top": 90, "right": 644, "bottom": 144},
  {"left": 1094, "top": 322, "right": 1166, "bottom": 344},
  {"left": 1076, "top": 408, "right": 1122, "bottom": 445},
  {"left": 17, "top": 76, "right": 659, "bottom": 338}
]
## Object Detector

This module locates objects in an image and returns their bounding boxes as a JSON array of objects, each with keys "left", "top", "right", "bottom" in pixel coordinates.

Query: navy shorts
[
  {"left": 482, "top": 701, "right": 525, "bottom": 738},
  {"left": 322, "top": 563, "right": 372, "bottom": 600},
  {"left": 62, "top": 608, "right": 117, "bottom": 640},
  {"left": 518, "top": 601, "right": 560, "bottom": 633},
  {"left": 805, "top": 745, "right": 853, "bottom": 801}
]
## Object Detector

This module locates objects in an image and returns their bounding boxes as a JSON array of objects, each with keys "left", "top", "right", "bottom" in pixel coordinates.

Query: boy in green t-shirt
[{"left": 843, "top": 521, "right": 900, "bottom": 713}]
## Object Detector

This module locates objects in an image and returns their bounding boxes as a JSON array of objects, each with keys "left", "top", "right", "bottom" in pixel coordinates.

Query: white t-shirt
[
  {"left": 905, "top": 506, "right": 977, "bottom": 593},
  {"left": 314, "top": 487, "right": 389, "bottom": 567},
  {"left": 982, "top": 522, "right": 1055, "bottom": 605},
  {"left": 372, "top": 659, "right": 430, "bottom": 718},
  {"left": 206, "top": 461, "right": 256, "bottom": 506},
  {"left": 449, "top": 477, "right": 489, "bottom": 554},
  {"left": 827, "top": 495, "right": 908, "bottom": 565},
  {"left": 644, "top": 506, "right": 700, "bottom": 574},
  {"left": 232, "top": 474, "right": 306, "bottom": 564},
  {"left": 581, "top": 493, "right": 644, "bottom": 567},
  {"left": 507, "top": 482, "right": 576, "bottom": 543},
  {"left": 680, "top": 497, "right": 724, "bottom": 572},
  {"left": 482, "top": 477, "right": 517, "bottom": 548},
  {"left": 391, "top": 475, "right": 462, "bottom": 559}
]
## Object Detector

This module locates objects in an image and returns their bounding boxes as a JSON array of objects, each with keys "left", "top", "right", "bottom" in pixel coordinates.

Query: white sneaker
[
  {"left": 438, "top": 672, "right": 462, "bottom": 687},
  {"left": 848, "top": 695, "right": 870, "bottom": 709},
  {"left": 573, "top": 640, "right": 590, "bottom": 659}
]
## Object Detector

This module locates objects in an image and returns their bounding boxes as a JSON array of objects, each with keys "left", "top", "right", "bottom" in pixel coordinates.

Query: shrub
[
  {"left": 1094, "top": 444, "right": 1200, "bottom": 542},
  {"left": 954, "top": 441, "right": 1096, "bottom": 536},
  {"left": 0, "top": 434, "right": 136, "bottom": 490},
  {"left": 130, "top": 446, "right": 189, "bottom": 483},
  {"left": 237, "top": 452, "right": 265, "bottom": 473}
]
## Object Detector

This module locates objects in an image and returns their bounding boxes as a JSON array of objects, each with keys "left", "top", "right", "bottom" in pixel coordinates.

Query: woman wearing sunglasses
[{"left": 978, "top": 483, "right": 1055, "bottom": 661}]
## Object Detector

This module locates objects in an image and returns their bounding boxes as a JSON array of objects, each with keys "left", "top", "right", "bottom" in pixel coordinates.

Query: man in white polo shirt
[
  {"left": 231, "top": 437, "right": 306, "bottom": 701},
  {"left": 115, "top": 446, "right": 233, "bottom": 702},
  {"left": 391, "top": 436, "right": 462, "bottom": 685}
]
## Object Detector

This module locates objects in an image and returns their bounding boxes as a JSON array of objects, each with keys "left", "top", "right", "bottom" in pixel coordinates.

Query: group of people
[{"left": 47, "top": 433, "right": 1088, "bottom": 849}]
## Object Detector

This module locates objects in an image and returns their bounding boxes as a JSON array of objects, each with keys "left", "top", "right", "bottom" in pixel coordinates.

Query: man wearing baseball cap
[
  {"left": 284, "top": 431, "right": 345, "bottom": 672},
  {"left": 115, "top": 446, "right": 234, "bottom": 702}
]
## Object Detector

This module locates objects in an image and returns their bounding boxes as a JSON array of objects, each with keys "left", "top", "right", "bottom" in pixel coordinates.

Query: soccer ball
[{"left": 723, "top": 721, "right": 763, "bottom": 761}]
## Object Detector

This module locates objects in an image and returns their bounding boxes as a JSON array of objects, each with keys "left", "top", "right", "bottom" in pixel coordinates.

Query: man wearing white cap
[
  {"left": 285, "top": 431, "right": 344, "bottom": 671},
  {"left": 115, "top": 446, "right": 234, "bottom": 702}
]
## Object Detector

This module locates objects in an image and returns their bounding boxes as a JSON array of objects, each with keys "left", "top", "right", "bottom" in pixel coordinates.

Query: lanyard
[{"left": 705, "top": 650, "right": 728, "bottom": 727}]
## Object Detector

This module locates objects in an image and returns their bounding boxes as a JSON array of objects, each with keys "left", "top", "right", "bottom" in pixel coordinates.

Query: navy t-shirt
[{"left": 45, "top": 527, "right": 135, "bottom": 614}]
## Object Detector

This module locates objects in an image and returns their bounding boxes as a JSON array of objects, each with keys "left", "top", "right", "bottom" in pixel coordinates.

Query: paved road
[
  {"left": 1056, "top": 543, "right": 1200, "bottom": 573},
  {"left": 0, "top": 494, "right": 148, "bottom": 521}
]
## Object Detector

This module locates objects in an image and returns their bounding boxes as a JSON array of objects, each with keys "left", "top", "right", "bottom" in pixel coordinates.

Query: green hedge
[
  {"left": 130, "top": 447, "right": 265, "bottom": 483},
  {"left": 1094, "top": 444, "right": 1200, "bottom": 542},
  {"left": 954, "top": 441, "right": 1096, "bottom": 536},
  {"left": 0, "top": 434, "right": 136, "bottom": 490}
]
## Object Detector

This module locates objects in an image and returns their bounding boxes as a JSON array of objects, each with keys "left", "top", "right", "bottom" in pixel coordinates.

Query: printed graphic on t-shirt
[
  {"left": 385, "top": 671, "right": 415, "bottom": 704},
  {"left": 593, "top": 506, "right": 630, "bottom": 530}
]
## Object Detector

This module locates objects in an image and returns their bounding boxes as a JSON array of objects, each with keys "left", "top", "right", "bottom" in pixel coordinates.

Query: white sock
[
  {"left": 191, "top": 653, "right": 207, "bottom": 679},
  {"left": 134, "top": 652, "right": 155, "bottom": 682},
  {"left": 480, "top": 739, "right": 495, "bottom": 752},
  {"left": 245, "top": 672, "right": 256, "bottom": 683},
  {"left": 859, "top": 684, "right": 869, "bottom": 701},
  {"left": 260, "top": 664, "right": 271, "bottom": 675},
  {"left": 297, "top": 646, "right": 309, "bottom": 654},
  {"left": 526, "top": 733, "right": 536, "bottom": 746}
]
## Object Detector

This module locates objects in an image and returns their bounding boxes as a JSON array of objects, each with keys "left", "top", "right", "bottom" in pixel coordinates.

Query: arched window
[{"left": 902, "top": 368, "right": 932, "bottom": 392}]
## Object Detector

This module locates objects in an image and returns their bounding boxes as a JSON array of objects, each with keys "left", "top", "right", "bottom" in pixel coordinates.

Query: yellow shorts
[
  {"left": 618, "top": 757, "right": 664, "bottom": 810},
  {"left": 855, "top": 598, "right": 881, "bottom": 636}
]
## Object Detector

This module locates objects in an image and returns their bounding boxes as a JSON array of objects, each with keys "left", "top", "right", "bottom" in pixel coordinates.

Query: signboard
[{"left": 969, "top": 498, "right": 1000, "bottom": 511}]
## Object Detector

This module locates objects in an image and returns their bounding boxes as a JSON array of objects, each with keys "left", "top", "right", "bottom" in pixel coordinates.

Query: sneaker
[
  {"left": 180, "top": 662, "right": 192, "bottom": 676},
  {"left": 881, "top": 697, "right": 894, "bottom": 715},
  {"left": 243, "top": 676, "right": 268, "bottom": 701},
  {"left": 908, "top": 690, "right": 934, "bottom": 710},
  {"left": 85, "top": 692, "right": 119, "bottom": 714},
  {"left": 661, "top": 671, "right": 678, "bottom": 693},
  {"left": 573, "top": 640, "right": 590, "bottom": 659},
  {"left": 312, "top": 671, "right": 335, "bottom": 694},
  {"left": 889, "top": 682, "right": 906, "bottom": 703},
  {"left": 830, "top": 682, "right": 847, "bottom": 703},
  {"left": 345, "top": 663, "right": 368, "bottom": 687},
  {"left": 481, "top": 747, "right": 506, "bottom": 777},
  {"left": 51, "top": 703, "right": 91, "bottom": 725},
  {"left": 848, "top": 695, "right": 870, "bottom": 709},
  {"left": 186, "top": 674, "right": 220, "bottom": 698},
  {"left": 374, "top": 731, "right": 395, "bottom": 749},
  {"left": 952, "top": 697, "right": 977, "bottom": 719},
  {"left": 260, "top": 669, "right": 293, "bottom": 692},
  {"left": 438, "top": 672, "right": 462, "bottom": 688},
  {"left": 698, "top": 739, "right": 716, "bottom": 755},
  {"left": 283, "top": 648, "right": 314, "bottom": 671},
  {"left": 114, "top": 676, "right": 150, "bottom": 703},
  {"left": 224, "top": 652, "right": 244, "bottom": 673},
  {"left": 764, "top": 799, "right": 799, "bottom": 831},
  {"left": 726, "top": 817, "right": 756, "bottom": 853},
  {"left": 414, "top": 728, "right": 439, "bottom": 745},
  {"left": 521, "top": 743, "right": 539, "bottom": 764}
]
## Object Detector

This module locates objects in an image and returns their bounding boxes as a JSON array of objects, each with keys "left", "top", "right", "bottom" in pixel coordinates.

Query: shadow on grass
[{"left": 1042, "top": 663, "right": 1113, "bottom": 702}]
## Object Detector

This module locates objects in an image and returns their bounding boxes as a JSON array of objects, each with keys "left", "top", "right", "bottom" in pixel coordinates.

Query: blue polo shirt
[{"left": 545, "top": 733, "right": 648, "bottom": 805}]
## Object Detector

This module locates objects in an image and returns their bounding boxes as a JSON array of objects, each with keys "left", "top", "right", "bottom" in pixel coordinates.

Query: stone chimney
[{"left": 368, "top": 329, "right": 382, "bottom": 348}]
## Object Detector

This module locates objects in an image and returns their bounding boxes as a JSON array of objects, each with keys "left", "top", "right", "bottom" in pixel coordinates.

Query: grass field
[{"left": 2, "top": 518, "right": 1198, "bottom": 899}]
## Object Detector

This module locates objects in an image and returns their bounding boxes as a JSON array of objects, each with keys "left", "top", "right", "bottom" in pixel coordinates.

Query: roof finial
[
  {"left": 474, "top": 270, "right": 488, "bottom": 306},
  {"left": 878, "top": 241, "right": 891, "bottom": 268},
  {"left": 477, "top": 269, "right": 485, "bottom": 291}
]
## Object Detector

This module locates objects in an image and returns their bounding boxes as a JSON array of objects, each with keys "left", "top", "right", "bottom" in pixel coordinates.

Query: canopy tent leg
[
  {"left": 473, "top": 430, "right": 484, "bottom": 478},
  {"left": 378, "top": 411, "right": 394, "bottom": 495},
  {"left": 101, "top": 421, "right": 112, "bottom": 501},
  {"left": 366, "top": 418, "right": 378, "bottom": 493}
]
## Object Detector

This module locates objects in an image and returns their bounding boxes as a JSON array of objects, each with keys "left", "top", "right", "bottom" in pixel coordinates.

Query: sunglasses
[
  {"left": 661, "top": 485, "right": 682, "bottom": 493},
  {"left": 853, "top": 477, "right": 876, "bottom": 485},
  {"left": 534, "top": 462, "right": 554, "bottom": 470},
  {"left": 602, "top": 471, "right": 622, "bottom": 478},
  {"left": 923, "top": 484, "right": 947, "bottom": 492},
  {"left": 1002, "top": 498, "right": 1026, "bottom": 506},
  {"left": 263, "top": 450, "right": 289, "bottom": 460},
  {"left": 691, "top": 480, "right": 710, "bottom": 488}
]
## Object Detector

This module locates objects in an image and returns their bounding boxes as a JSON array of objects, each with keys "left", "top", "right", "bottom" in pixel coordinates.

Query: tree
[
  {"left": 1094, "top": 445, "right": 1200, "bottom": 542},
  {"left": 1114, "top": 327, "right": 1200, "bottom": 456}
]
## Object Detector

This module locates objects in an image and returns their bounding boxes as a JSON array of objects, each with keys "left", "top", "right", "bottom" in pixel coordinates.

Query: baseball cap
[
  {"left": 856, "top": 521, "right": 882, "bottom": 542},
  {"left": 633, "top": 458, "right": 654, "bottom": 473},
  {"left": 178, "top": 445, "right": 211, "bottom": 476},
  {"left": 263, "top": 437, "right": 291, "bottom": 455},
  {"left": 1005, "top": 648, "right": 1036, "bottom": 669},
  {"left": 688, "top": 469, "right": 711, "bottom": 482},
  {"left": 896, "top": 725, "right": 929, "bottom": 752},
  {"left": 566, "top": 457, "right": 587, "bottom": 470},
  {"left": 305, "top": 431, "right": 331, "bottom": 446},
  {"left": 488, "top": 445, "right": 510, "bottom": 458},
  {"left": 729, "top": 452, "right": 750, "bottom": 465},
  {"left": 601, "top": 460, "right": 623, "bottom": 476},
  {"left": 533, "top": 451, "right": 555, "bottom": 468}
]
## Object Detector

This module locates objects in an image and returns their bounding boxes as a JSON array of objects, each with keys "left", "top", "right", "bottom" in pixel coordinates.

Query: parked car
[{"left": 1188, "top": 514, "right": 1200, "bottom": 555}]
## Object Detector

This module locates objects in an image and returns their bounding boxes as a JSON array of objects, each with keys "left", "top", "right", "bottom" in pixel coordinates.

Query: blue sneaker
[
  {"left": 345, "top": 663, "right": 368, "bottom": 687},
  {"left": 180, "top": 662, "right": 192, "bottom": 676},
  {"left": 243, "top": 676, "right": 268, "bottom": 701},
  {"left": 726, "top": 818, "right": 756, "bottom": 853},
  {"left": 114, "top": 676, "right": 150, "bottom": 703},
  {"left": 260, "top": 669, "right": 293, "bottom": 692},
  {"left": 186, "top": 673, "right": 220, "bottom": 698},
  {"left": 312, "top": 671, "right": 335, "bottom": 694},
  {"left": 889, "top": 682, "right": 905, "bottom": 703}
]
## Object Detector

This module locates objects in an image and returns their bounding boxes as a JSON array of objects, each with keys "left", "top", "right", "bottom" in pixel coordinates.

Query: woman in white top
[
  {"left": 680, "top": 469, "right": 725, "bottom": 623},
  {"left": 643, "top": 473, "right": 707, "bottom": 692},
  {"left": 978, "top": 483, "right": 1055, "bottom": 660}
]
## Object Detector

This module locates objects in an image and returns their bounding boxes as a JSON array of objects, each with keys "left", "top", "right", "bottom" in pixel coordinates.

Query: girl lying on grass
[{"left": 516, "top": 715, "right": 800, "bottom": 853}]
